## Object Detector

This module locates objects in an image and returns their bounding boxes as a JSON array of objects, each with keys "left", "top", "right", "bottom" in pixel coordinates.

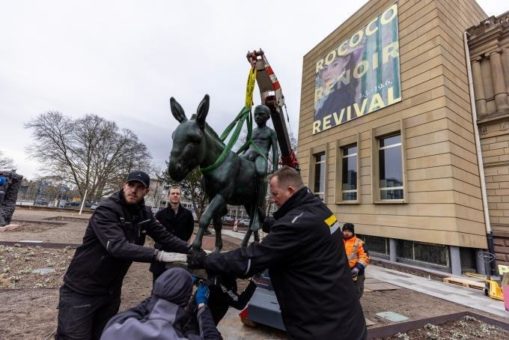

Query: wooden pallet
[
  {"left": 464, "top": 272, "right": 487, "bottom": 280},
  {"left": 443, "top": 277, "right": 485, "bottom": 290}
]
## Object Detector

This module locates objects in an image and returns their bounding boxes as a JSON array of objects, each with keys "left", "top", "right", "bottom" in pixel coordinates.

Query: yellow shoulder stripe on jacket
[
  {"left": 325, "top": 214, "right": 340, "bottom": 235},
  {"left": 324, "top": 214, "right": 337, "bottom": 227}
]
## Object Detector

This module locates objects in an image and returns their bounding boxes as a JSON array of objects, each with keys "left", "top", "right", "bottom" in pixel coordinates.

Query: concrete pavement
[{"left": 367, "top": 265, "right": 508, "bottom": 318}]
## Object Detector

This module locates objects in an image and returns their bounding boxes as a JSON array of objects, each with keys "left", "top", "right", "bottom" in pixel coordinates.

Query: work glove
[
  {"left": 187, "top": 248, "right": 207, "bottom": 269},
  {"left": 351, "top": 267, "right": 360, "bottom": 278},
  {"left": 195, "top": 282, "right": 209, "bottom": 305},
  {"left": 155, "top": 250, "right": 175, "bottom": 263}
]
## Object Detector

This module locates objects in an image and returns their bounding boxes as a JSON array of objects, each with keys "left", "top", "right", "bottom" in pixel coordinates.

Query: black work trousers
[
  {"left": 55, "top": 285, "right": 121, "bottom": 340},
  {"left": 354, "top": 274, "right": 366, "bottom": 299}
]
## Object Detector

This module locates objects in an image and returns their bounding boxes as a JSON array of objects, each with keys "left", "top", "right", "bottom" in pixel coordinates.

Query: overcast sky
[{"left": 0, "top": 0, "right": 506, "bottom": 180}]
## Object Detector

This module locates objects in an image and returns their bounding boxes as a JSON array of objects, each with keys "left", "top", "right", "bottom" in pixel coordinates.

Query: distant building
[
  {"left": 144, "top": 176, "right": 166, "bottom": 210},
  {"left": 298, "top": 0, "right": 509, "bottom": 275}
]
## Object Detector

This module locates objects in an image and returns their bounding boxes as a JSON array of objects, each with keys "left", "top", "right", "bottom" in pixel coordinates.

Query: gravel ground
[
  {"left": 386, "top": 315, "right": 509, "bottom": 339},
  {"left": 0, "top": 245, "right": 72, "bottom": 289}
]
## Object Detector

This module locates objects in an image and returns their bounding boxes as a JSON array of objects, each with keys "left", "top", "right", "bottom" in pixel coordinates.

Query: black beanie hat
[{"left": 342, "top": 223, "right": 355, "bottom": 234}]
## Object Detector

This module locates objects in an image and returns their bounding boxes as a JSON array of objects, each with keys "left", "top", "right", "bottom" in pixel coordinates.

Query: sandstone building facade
[{"left": 297, "top": 0, "right": 508, "bottom": 274}]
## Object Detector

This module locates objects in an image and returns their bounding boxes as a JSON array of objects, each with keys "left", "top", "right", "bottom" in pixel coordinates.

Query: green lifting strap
[
  {"left": 200, "top": 106, "right": 268, "bottom": 174},
  {"left": 200, "top": 106, "right": 251, "bottom": 174}
]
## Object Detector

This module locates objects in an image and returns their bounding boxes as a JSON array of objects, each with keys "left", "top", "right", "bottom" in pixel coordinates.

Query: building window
[
  {"left": 396, "top": 240, "right": 449, "bottom": 267},
  {"left": 358, "top": 234, "right": 388, "bottom": 255},
  {"left": 378, "top": 133, "right": 403, "bottom": 200},
  {"left": 341, "top": 144, "right": 357, "bottom": 201},
  {"left": 313, "top": 152, "right": 326, "bottom": 201}
]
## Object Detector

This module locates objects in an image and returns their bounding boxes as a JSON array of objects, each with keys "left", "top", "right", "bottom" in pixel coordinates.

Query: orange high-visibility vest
[{"left": 343, "top": 236, "right": 369, "bottom": 269}]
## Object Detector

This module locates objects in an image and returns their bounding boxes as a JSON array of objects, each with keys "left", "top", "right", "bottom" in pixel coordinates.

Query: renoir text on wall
[{"left": 313, "top": 4, "right": 402, "bottom": 134}]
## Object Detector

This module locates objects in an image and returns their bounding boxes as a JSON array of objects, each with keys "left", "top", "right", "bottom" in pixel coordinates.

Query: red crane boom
[{"left": 246, "top": 49, "right": 299, "bottom": 170}]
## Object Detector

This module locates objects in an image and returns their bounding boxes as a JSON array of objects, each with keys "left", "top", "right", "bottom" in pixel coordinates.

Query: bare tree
[
  {"left": 0, "top": 151, "right": 15, "bottom": 170},
  {"left": 161, "top": 163, "right": 208, "bottom": 221},
  {"left": 25, "top": 112, "right": 151, "bottom": 202}
]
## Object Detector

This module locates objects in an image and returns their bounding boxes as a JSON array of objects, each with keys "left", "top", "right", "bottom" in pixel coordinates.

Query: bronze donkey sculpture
[{"left": 168, "top": 94, "right": 261, "bottom": 251}]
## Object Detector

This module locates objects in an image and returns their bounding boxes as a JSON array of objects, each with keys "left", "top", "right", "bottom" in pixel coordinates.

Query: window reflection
[
  {"left": 314, "top": 152, "right": 326, "bottom": 201},
  {"left": 396, "top": 240, "right": 448, "bottom": 266},
  {"left": 378, "top": 133, "right": 403, "bottom": 200},
  {"left": 341, "top": 144, "right": 357, "bottom": 201}
]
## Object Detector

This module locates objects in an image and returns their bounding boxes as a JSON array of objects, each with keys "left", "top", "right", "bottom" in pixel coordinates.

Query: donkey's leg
[
  {"left": 193, "top": 223, "right": 206, "bottom": 250},
  {"left": 212, "top": 212, "right": 225, "bottom": 252},
  {"left": 193, "top": 195, "right": 226, "bottom": 250},
  {"left": 253, "top": 230, "right": 260, "bottom": 243},
  {"left": 242, "top": 203, "right": 255, "bottom": 248},
  {"left": 242, "top": 229, "right": 252, "bottom": 248}
]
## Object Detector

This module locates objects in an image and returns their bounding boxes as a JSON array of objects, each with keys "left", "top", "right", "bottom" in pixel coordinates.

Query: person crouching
[{"left": 100, "top": 267, "right": 220, "bottom": 340}]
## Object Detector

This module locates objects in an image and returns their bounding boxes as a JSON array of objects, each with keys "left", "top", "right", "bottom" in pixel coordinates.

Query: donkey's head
[{"left": 168, "top": 95, "right": 210, "bottom": 181}]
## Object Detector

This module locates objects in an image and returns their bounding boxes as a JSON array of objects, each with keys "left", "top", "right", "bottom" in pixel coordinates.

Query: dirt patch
[
  {"left": 386, "top": 315, "right": 509, "bottom": 339},
  {"left": 44, "top": 216, "right": 91, "bottom": 223},
  {"left": 0, "top": 236, "right": 244, "bottom": 339},
  {"left": 3, "top": 223, "right": 63, "bottom": 233},
  {"left": 361, "top": 289, "right": 473, "bottom": 325},
  {"left": 0, "top": 288, "right": 59, "bottom": 340},
  {"left": 0, "top": 245, "right": 73, "bottom": 289},
  {"left": 0, "top": 245, "right": 73, "bottom": 339},
  {"left": 0, "top": 234, "right": 240, "bottom": 291}
]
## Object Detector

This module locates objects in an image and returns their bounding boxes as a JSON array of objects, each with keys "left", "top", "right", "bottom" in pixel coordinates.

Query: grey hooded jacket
[{"left": 100, "top": 267, "right": 220, "bottom": 340}]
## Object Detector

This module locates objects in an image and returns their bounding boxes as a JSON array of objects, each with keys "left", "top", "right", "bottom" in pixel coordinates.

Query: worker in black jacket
[
  {"left": 150, "top": 185, "right": 194, "bottom": 281},
  {"left": 188, "top": 166, "right": 367, "bottom": 340},
  {"left": 56, "top": 171, "right": 192, "bottom": 340}
]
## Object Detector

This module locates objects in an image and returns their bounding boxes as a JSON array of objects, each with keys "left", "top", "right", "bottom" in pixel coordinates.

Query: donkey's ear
[
  {"left": 170, "top": 97, "right": 187, "bottom": 123},
  {"left": 196, "top": 94, "right": 209, "bottom": 129}
]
